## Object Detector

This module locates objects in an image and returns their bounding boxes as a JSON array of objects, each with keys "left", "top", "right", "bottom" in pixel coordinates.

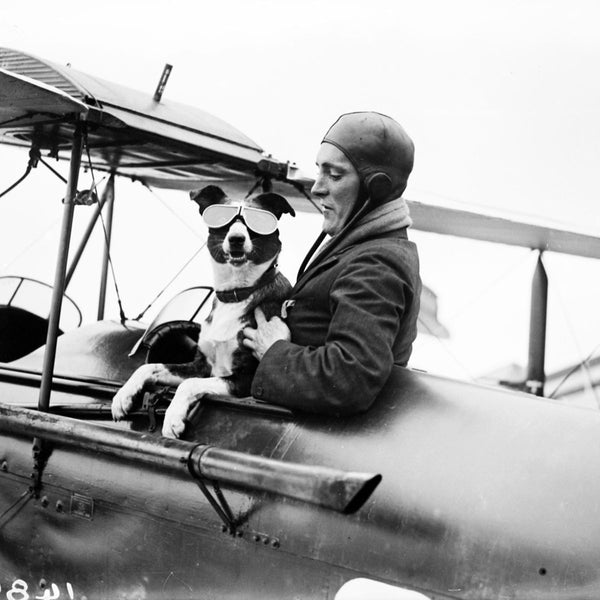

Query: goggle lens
[
  {"left": 203, "top": 204, "right": 278, "bottom": 235},
  {"left": 202, "top": 205, "right": 239, "bottom": 229}
]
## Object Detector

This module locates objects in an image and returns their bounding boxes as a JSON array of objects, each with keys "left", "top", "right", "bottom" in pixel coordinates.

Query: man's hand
[{"left": 243, "top": 307, "right": 291, "bottom": 361}]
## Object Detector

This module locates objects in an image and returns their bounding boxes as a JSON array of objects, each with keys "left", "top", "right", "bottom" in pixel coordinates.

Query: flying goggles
[{"left": 202, "top": 204, "right": 278, "bottom": 235}]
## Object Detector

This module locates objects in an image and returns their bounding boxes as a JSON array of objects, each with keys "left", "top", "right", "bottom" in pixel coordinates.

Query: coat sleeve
[{"left": 250, "top": 248, "right": 411, "bottom": 415}]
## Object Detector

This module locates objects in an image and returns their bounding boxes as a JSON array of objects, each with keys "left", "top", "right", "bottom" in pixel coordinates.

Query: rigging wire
[
  {"left": 0, "top": 166, "right": 32, "bottom": 200},
  {"left": 39, "top": 156, "right": 68, "bottom": 183},
  {"left": 133, "top": 243, "right": 207, "bottom": 322},
  {"left": 0, "top": 145, "right": 64, "bottom": 273},
  {"left": 416, "top": 315, "right": 477, "bottom": 382},
  {"left": 133, "top": 184, "right": 208, "bottom": 321},
  {"left": 0, "top": 146, "right": 39, "bottom": 200},
  {"left": 0, "top": 216, "right": 62, "bottom": 274},
  {"left": 548, "top": 341, "right": 600, "bottom": 402},
  {"left": 97, "top": 209, "right": 127, "bottom": 324},
  {"left": 442, "top": 248, "right": 536, "bottom": 322},
  {"left": 546, "top": 264, "right": 600, "bottom": 406},
  {"left": 143, "top": 184, "right": 205, "bottom": 239},
  {"left": 290, "top": 180, "right": 322, "bottom": 213},
  {"left": 83, "top": 137, "right": 128, "bottom": 324}
]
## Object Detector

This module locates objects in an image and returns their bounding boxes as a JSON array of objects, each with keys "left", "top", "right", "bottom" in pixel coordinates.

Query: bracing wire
[
  {"left": 548, "top": 342, "right": 600, "bottom": 402},
  {"left": 143, "top": 184, "right": 204, "bottom": 239},
  {"left": 416, "top": 315, "right": 477, "bottom": 382},
  {"left": 133, "top": 183, "right": 207, "bottom": 321},
  {"left": 546, "top": 263, "right": 600, "bottom": 406},
  {"left": 0, "top": 146, "right": 40, "bottom": 200},
  {"left": 83, "top": 137, "right": 128, "bottom": 324},
  {"left": 0, "top": 166, "right": 33, "bottom": 200},
  {"left": 39, "top": 156, "right": 68, "bottom": 183},
  {"left": 444, "top": 248, "right": 537, "bottom": 322},
  {"left": 97, "top": 209, "right": 127, "bottom": 324},
  {"left": 133, "top": 243, "right": 206, "bottom": 321},
  {"left": 290, "top": 180, "right": 322, "bottom": 213},
  {"left": 0, "top": 216, "right": 62, "bottom": 274}
]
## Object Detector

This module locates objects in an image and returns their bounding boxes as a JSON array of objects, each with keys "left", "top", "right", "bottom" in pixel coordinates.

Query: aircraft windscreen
[
  {"left": 128, "top": 286, "right": 214, "bottom": 357},
  {"left": 0, "top": 276, "right": 81, "bottom": 331}
]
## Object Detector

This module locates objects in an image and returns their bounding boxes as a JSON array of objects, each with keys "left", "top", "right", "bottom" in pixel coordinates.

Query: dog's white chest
[{"left": 199, "top": 301, "right": 248, "bottom": 377}]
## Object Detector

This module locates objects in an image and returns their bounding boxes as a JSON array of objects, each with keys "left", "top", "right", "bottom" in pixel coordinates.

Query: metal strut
[
  {"left": 525, "top": 251, "right": 548, "bottom": 396},
  {"left": 38, "top": 120, "right": 85, "bottom": 413},
  {"left": 187, "top": 445, "right": 236, "bottom": 533},
  {"left": 34, "top": 119, "right": 86, "bottom": 495}
]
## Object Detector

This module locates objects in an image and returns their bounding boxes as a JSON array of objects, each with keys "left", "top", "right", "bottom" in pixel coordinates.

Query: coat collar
[{"left": 294, "top": 199, "right": 411, "bottom": 292}]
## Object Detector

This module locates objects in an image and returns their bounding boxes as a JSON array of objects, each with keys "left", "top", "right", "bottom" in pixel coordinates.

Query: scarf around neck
[{"left": 305, "top": 197, "right": 412, "bottom": 271}]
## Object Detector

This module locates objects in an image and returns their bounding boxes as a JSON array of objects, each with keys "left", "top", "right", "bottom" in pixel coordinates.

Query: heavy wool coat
[{"left": 251, "top": 200, "right": 421, "bottom": 416}]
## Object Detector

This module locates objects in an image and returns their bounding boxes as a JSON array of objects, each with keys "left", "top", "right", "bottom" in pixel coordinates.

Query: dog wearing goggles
[{"left": 111, "top": 184, "right": 295, "bottom": 438}]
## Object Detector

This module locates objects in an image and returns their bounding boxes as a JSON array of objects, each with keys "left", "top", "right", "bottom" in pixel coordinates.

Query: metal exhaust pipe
[{"left": 0, "top": 403, "right": 380, "bottom": 514}]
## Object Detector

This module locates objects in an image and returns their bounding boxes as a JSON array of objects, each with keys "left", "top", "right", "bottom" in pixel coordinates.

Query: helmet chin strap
[{"left": 296, "top": 186, "right": 374, "bottom": 281}]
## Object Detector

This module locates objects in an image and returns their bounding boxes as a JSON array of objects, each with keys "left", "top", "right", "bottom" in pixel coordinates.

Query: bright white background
[{"left": 1, "top": 0, "right": 600, "bottom": 388}]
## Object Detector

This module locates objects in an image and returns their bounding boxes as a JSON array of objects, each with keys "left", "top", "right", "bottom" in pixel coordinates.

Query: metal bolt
[
  {"left": 39, "top": 579, "right": 47, "bottom": 589},
  {"left": 1, "top": 460, "right": 7, "bottom": 471},
  {"left": 40, "top": 496, "right": 49, "bottom": 508},
  {"left": 235, "top": 530, "right": 243, "bottom": 538},
  {"left": 253, "top": 534, "right": 260, "bottom": 542},
  {"left": 55, "top": 500, "right": 64, "bottom": 513},
  {"left": 271, "top": 540, "right": 280, "bottom": 548},
  {"left": 263, "top": 537, "right": 269, "bottom": 545},
  {"left": 221, "top": 524, "right": 228, "bottom": 533}
]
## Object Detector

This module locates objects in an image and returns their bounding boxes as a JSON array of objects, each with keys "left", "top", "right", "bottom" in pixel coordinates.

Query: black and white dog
[{"left": 111, "top": 185, "right": 295, "bottom": 438}]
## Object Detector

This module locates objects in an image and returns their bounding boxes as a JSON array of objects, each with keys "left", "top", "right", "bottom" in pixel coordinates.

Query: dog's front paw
[
  {"left": 112, "top": 365, "right": 156, "bottom": 421},
  {"left": 111, "top": 385, "right": 137, "bottom": 421},
  {"left": 161, "top": 403, "right": 189, "bottom": 439},
  {"left": 110, "top": 387, "right": 133, "bottom": 421},
  {"left": 110, "top": 380, "right": 143, "bottom": 421},
  {"left": 161, "top": 379, "right": 201, "bottom": 439}
]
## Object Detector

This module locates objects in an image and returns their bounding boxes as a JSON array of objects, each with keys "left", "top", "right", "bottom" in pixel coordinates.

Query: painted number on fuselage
[{"left": 0, "top": 580, "right": 74, "bottom": 600}]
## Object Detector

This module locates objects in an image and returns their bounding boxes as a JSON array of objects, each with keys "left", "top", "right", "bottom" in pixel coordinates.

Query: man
[{"left": 243, "top": 111, "right": 421, "bottom": 415}]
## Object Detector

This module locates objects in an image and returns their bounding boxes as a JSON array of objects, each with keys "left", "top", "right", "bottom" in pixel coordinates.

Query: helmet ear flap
[{"left": 365, "top": 172, "right": 392, "bottom": 202}]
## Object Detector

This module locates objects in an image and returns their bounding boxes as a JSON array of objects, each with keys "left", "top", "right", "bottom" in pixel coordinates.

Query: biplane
[{"left": 0, "top": 47, "right": 600, "bottom": 600}]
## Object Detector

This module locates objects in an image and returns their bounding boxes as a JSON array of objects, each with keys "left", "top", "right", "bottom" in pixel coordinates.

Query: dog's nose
[{"left": 227, "top": 234, "right": 246, "bottom": 246}]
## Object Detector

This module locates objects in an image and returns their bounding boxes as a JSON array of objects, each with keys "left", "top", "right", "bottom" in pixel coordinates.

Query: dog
[{"left": 111, "top": 184, "right": 295, "bottom": 438}]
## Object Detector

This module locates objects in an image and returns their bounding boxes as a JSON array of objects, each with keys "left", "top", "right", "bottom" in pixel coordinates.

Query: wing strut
[
  {"left": 97, "top": 175, "right": 116, "bottom": 320},
  {"left": 37, "top": 119, "right": 85, "bottom": 412},
  {"left": 525, "top": 252, "right": 548, "bottom": 396}
]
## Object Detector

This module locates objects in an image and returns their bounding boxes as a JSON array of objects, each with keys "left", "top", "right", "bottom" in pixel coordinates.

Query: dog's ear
[
  {"left": 190, "top": 185, "right": 228, "bottom": 214},
  {"left": 253, "top": 192, "right": 296, "bottom": 219}
]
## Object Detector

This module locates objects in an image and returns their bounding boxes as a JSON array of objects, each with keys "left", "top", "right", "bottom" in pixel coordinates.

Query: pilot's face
[{"left": 312, "top": 143, "right": 361, "bottom": 236}]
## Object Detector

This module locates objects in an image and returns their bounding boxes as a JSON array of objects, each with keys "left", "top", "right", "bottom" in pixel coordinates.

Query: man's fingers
[
  {"left": 242, "top": 337, "right": 255, "bottom": 349},
  {"left": 254, "top": 307, "right": 267, "bottom": 326},
  {"left": 243, "top": 326, "right": 256, "bottom": 340}
]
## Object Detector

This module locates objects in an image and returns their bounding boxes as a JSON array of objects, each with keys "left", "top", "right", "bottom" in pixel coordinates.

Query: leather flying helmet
[{"left": 322, "top": 112, "right": 414, "bottom": 203}]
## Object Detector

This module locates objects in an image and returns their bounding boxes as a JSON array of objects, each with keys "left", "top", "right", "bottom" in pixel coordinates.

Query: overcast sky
[{"left": 1, "top": 0, "right": 600, "bottom": 387}]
